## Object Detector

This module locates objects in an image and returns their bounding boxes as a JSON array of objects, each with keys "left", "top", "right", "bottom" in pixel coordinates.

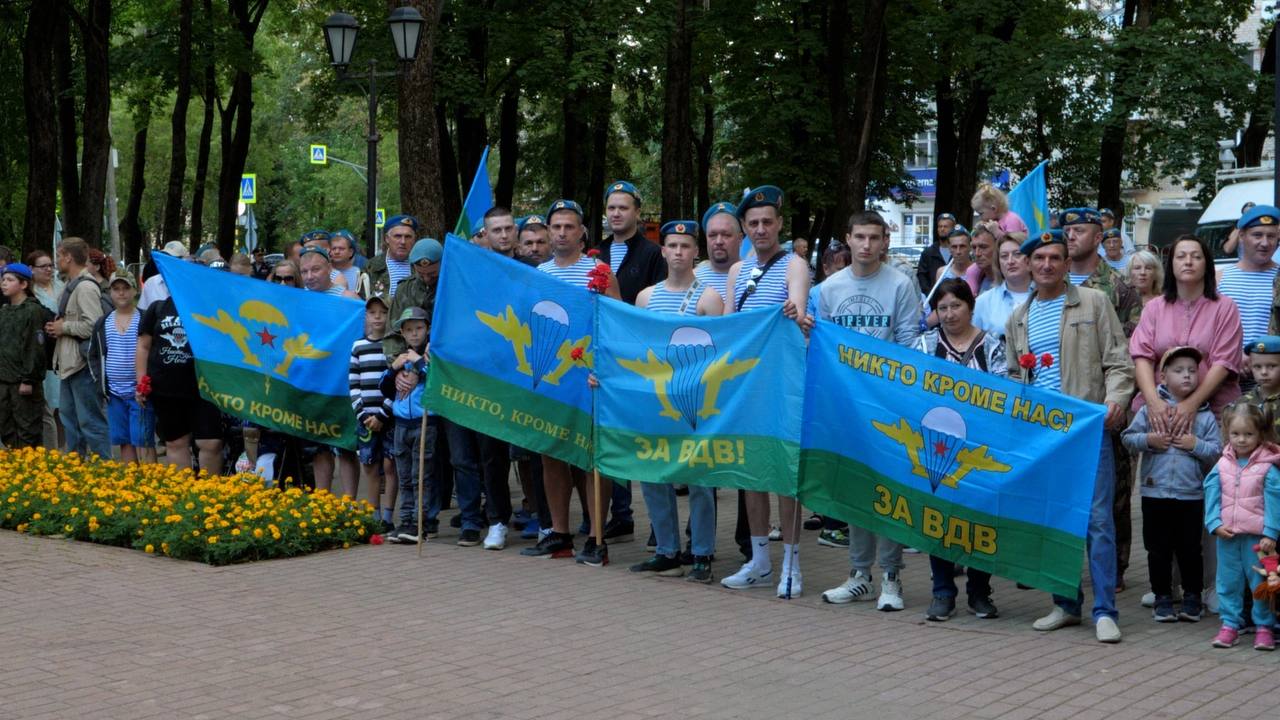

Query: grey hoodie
[{"left": 1121, "top": 385, "right": 1221, "bottom": 500}]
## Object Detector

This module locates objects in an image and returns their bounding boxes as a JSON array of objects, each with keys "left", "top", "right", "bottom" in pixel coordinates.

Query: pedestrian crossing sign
[
  {"left": 310, "top": 144, "right": 327, "bottom": 165},
  {"left": 376, "top": 208, "right": 386, "bottom": 228},
  {"left": 240, "top": 174, "right": 256, "bottom": 204}
]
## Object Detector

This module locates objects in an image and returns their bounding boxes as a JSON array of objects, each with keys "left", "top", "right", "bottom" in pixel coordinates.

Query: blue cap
[
  {"left": 547, "top": 199, "right": 584, "bottom": 220},
  {"left": 736, "top": 185, "right": 784, "bottom": 218},
  {"left": 409, "top": 238, "right": 443, "bottom": 265},
  {"left": 2, "top": 262, "right": 32, "bottom": 281},
  {"left": 1246, "top": 335, "right": 1280, "bottom": 355},
  {"left": 385, "top": 214, "right": 421, "bottom": 233},
  {"left": 660, "top": 220, "right": 699, "bottom": 239},
  {"left": 1058, "top": 208, "right": 1102, "bottom": 227},
  {"left": 300, "top": 229, "right": 331, "bottom": 244},
  {"left": 701, "top": 201, "right": 740, "bottom": 231},
  {"left": 1020, "top": 229, "right": 1065, "bottom": 256},
  {"left": 605, "top": 180, "right": 642, "bottom": 207},
  {"left": 1237, "top": 205, "right": 1280, "bottom": 230},
  {"left": 1103, "top": 228, "right": 1122, "bottom": 239},
  {"left": 517, "top": 214, "right": 547, "bottom": 232}
]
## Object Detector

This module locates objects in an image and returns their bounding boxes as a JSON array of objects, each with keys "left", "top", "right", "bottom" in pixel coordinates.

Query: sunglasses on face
[
  {"left": 272, "top": 274, "right": 296, "bottom": 283},
  {"left": 33, "top": 263, "right": 53, "bottom": 269}
]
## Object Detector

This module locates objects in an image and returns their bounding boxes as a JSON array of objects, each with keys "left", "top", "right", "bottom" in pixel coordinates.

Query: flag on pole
[
  {"left": 1008, "top": 160, "right": 1050, "bottom": 237},
  {"left": 453, "top": 146, "right": 494, "bottom": 238}
]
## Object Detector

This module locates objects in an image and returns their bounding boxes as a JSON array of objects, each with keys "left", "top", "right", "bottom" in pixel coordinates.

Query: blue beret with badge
[
  {"left": 736, "top": 185, "right": 784, "bottom": 218},
  {"left": 948, "top": 225, "right": 971, "bottom": 238},
  {"left": 660, "top": 220, "right": 699, "bottom": 240},
  {"left": 1058, "top": 207, "right": 1102, "bottom": 227},
  {"left": 1237, "top": 205, "right": 1280, "bottom": 230},
  {"left": 517, "top": 214, "right": 547, "bottom": 233},
  {"left": 300, "top": 229, "right": 331, "bottom": 244},
  {"left": 1103, "top": 228, "right": 1121, "bottom": 239},
  {"left": 937, "top": 212, "right": 956, "bottom": 222},
  {"left": 385, "top": 214, "right": 420, "bottom": 233},
  {"left": 701, "top": 201, "right": 741, "bottom": 231},
  {"left": 1020, "top": 228, "right": 1065, "bottom": 256},
  {"left": 605, "top": 180, "right": 642, "bottom": 207},
  {"left": 409, "top": 238, "right": 443, "bottom": 265},
  {"left": 1246, "top": 335, "right": 1280, "bottom": 355},
  {"left": 547, "top": 199, "right": 584, "bottom": 221}
]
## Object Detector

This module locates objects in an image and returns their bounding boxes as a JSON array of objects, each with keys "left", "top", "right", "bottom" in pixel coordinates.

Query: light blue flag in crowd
[
  {"left": 453, "top": 146, "right": 494, "bottom": 238},
  {"left": 798, "top": 321, "right": 1105, "bottom": 597},
  {"left": 424, "top": 236, "right": 595, "bottom": 469},
  {"left": 594, "top": 303, "right": 805, "bottom": 493},
  {"left": 153, "top": 253, "right": 365, "bottom": 449},
  {"left": 1008, "top": 160, "right": 1050, "bottom": 236}
]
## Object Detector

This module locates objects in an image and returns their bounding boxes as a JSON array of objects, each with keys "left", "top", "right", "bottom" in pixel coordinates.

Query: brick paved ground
[{"left": 2, "top": 482, "right": 1276, "bottom": 719}]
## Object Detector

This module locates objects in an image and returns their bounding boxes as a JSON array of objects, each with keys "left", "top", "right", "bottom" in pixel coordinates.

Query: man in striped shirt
[
  {"left": 1225, "top": 207, "right": 1280, "bottom": 390},
  {"left": 1005, "top": 229, "right": 1134, "bottom": 644},
  {"left": 694, "top": 201, "right": 742, "bottom": 305},
  {"left": 366, "top": 214, "right": 419, "bottom": 299}
]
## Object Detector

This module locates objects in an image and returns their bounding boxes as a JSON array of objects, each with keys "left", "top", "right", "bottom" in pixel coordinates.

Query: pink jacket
[{"left": 1212, "top": 444, "right": 1280, "bottom": 536}]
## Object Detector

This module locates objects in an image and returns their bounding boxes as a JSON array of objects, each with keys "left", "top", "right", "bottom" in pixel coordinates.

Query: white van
[{"left": 1195, "top": 177, "right": 1274, "bottom": 260}]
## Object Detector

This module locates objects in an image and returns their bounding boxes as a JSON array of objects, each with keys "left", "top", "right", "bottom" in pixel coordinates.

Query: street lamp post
[{"left": 323, "top": 7, "right": 424, "bottom": 257}]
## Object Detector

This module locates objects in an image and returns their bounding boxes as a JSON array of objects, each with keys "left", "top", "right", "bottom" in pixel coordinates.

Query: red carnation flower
[
  {"left": 370, "top": 533, "right": 384, "bottom": 546},
  {"left": 1018, "top": 353, "right": 1037, "bottom": 370},
  {"left": 570, "top": 347, "right": 584, "bottom": 361},
  {"left": 1040, "top": 353, "right": 1054, "bottom": 368},
  {"left": 586, "top": 249, "right": 600, "bottom": 258},
  {"left": 586, "top": 264, "right": 611, "bottom": 293},
  {"left": 136, "top": 375, "right": 153, "bottom": 397}
]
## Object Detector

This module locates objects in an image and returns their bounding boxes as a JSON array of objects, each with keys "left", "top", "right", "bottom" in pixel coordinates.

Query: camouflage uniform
[
  {"left": 1241, "top": 387, "right": 1280, "bottom": 439},
  {"left": 382, "top": 276, "right": 437, "bottom": 360}
]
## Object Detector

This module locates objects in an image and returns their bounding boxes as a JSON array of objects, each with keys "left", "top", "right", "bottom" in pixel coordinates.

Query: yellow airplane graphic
[
  {"left": 476, "top": 306, "right": 532, "bottom": 375},
  {"left": 192, "top": 302, "right": 332, "bottom": 388},
  {"left": 872, "top": 417, "right": 1010, "bottom": 490},
  {"left": 618, "top": 350, "right": 758, "bottom": 425}
]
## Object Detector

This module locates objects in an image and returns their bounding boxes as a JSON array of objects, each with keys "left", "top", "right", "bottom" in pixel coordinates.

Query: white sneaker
[
  {"left": 1141, "top": 587, "right": 1181, "bottom": 608},
  {"left": 877, "top": 572, "right": 905, "bottom": 611},
  {"left": 1032, "top": 606, "right": 1082, "bottom": 631},
  {"left": 776, "top": 570, "right": 803, "bottom": 599},
  {"left": 821, "top": 571, "right": 875, "bottom": 604},
  {"left": 721, "top": 563, "right": 772, "bottom": 589},
  {"left": 768, "top": 525, "right": 782, "bottom": 541},
  {"left": 1095, "top": 616, "right": 1122, "bottom": 643},
  {"left": 483, "top": 523, "right": 508, "bottom": 550},
  {"left": 1203, "top": 588, "right": 1219, "bottom": 615}
]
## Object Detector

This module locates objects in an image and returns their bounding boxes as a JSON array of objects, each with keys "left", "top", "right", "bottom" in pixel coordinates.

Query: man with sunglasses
[{"left": 917, "top": 213, "right": 957, "bottom": 295}]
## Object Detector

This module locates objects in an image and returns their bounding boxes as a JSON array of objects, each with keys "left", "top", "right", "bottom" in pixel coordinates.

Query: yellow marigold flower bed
[{"left": 0, "top": 447, "right": 375, "bottom": 564}]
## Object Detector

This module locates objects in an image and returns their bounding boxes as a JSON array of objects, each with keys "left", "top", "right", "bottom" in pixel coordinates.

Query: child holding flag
[{"left": 382, "top": 307, "right": 433, "bottom": 544}]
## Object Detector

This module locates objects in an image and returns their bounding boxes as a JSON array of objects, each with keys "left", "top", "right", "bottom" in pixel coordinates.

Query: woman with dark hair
[
  {"left": 915, "top": 276, "right": 1007, "bottom": 622},
  {"left": 1130, "top": 234, "right": 1243, "bottom": 429}
]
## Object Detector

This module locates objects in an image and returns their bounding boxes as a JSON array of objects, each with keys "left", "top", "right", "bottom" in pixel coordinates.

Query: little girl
[{"left": 1205, "top": 403, "right": 1280, "bottom": 650}]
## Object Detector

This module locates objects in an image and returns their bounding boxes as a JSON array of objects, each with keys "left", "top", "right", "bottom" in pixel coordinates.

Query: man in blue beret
[
  {"left": 1227, "top": 208, "right": 1280, "bottom": 391},
  {"left": 366, "top": 214, "right": 420, "bottom": 298},
  {"left": 1098, "top": 208, "right": 1134, "bottom": 258},
  {"left": 516, "top": 215, "right": 550, "bottom": 266},
  {"left": 695, "top": 202, "right": 743, "bottom": 305},
  {"left": 1005, "top": 226, "right": 1134, "bottom": 643},
  {"left": 1101, "top": 228, "right": 1128, "bottom": 273}
]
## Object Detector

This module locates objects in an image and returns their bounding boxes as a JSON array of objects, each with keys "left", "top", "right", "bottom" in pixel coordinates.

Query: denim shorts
[
  {"left": 107, "top": 394, "right": 157, "bottom": 447},
  {"left": 356, "top": 421, "right": 394, "bottom": 465}
]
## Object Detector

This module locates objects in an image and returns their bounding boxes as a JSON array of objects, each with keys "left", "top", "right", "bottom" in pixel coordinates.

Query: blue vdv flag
[
  {"left": 424, "top": 237, "right": 595, "bottom": 469},
  {"left": 453, "top": 147, "right": 494, "bottom": 238},
  {"left": 798, "top": 321, "right": 1104, "bottom": 596},
  {"left": 594, "top": 303, "right": 805, "bottom": 493},
  {"left": 153, "top": 253, "right": 365, "bottom": 449},
  {"left": 1008, "top": 160, "right": 1050, "bottom": 237}
]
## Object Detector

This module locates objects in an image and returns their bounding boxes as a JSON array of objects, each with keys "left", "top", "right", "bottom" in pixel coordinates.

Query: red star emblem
[
  {"left": 932, "top": 440, "right": 949, "bottom": 456},
  {"left": 256, "top": 327, "right": 277, "bottom": 348}
]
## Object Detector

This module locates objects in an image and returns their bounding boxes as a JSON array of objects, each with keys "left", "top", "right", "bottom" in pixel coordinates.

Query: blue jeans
[
  {"left": 393, "top": 417, "right": 439, "bottom": 527},
  {"left": 441, "top": 419, "right": 486, "bottom": 531},
  {"left": 60, "top": 368, "right": 109, "bottom": 459},
  {"left": 1053, "top": 432, "right": 1118, "bottom": 621},
  {"left": 640, "top": 481, "right": 716, "bottom": 557},
  {"left": 611, "top": 479, "right": 634, "bottom": 523}
]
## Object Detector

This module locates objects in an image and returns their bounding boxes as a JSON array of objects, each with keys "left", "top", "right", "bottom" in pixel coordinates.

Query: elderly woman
[
  {"left": 971, "top": 184, "right": 1029, "bottom": 244},
  {"left": 1127, "top": 250, "right": 1163, "bottom": 307},
  {"left": 916, "top": 278, "right": 1006, "bottom": 622}
]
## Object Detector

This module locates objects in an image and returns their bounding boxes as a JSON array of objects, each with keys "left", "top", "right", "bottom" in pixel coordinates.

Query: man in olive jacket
[{"left": 0, "top": 263, "right": 49, "bottom": 448}]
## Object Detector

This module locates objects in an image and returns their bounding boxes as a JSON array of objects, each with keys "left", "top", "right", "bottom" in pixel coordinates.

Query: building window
[
  {"left": 903, "top": 213, "right": 932, "bottom": 245},
  {"left": 908, "top": 131, "right": 937, "bottom": 170}
]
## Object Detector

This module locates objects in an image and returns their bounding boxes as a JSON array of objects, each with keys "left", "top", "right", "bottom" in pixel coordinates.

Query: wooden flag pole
[
  {"left": 592, "top": 469, "right": 604, "bottom": 549},
  {"left": 416, "top": 410, "right": 428, "bottom": 557}
]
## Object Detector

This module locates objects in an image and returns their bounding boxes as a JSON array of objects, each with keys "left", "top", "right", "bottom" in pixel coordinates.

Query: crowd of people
[{"left": 3, "top": 180, "right": 1280, "bottom": 651}]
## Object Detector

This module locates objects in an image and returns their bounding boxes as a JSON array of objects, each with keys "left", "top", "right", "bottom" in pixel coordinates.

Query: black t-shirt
[{"left": 138, "top": 297, "right": 197, "bottom": 399}]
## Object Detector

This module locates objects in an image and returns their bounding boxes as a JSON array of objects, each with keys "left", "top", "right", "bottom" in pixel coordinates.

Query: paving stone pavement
[{"left": 1, "top": 482, "right": 1276, "bottom": 719}]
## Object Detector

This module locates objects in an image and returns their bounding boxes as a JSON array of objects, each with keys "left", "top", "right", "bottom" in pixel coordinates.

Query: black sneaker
[
  {"left": 425, "top": 519, "right": 440, "bottom": 539},
  {"left": 449, "top": 514, "right": 462, "bottom": 529},
  {"left": 630, "top": 554, "right": 684, "bottom": 576},
  {"left": 686, "top": 556, "right": 714, "bottom": 583},
  {"left": 520, "top": 532, "right": 575, "bottom": 558},
  {"left": 603, "top": 518, "right": 634, "bottom": 543},
  {"left": 393, "top": 526, "right": 420, "bottom": 544},
  {"left": 803, "top": 513, "right": 823, "bottom": 531},
  {"left": 378, "top": 519, "right": 396, "bottom": 535},
  {"left": 646, "top": 528, "right": 657, "bottom": 551},
  {"left": 967, "top": 595, "right": 999, "bottom": 619},
  {"left": 1179, "top": 592, "right": 1202, "bottom": 622},
  {"left": 457, "top": 529, "right": 482, "bottom": 547},
  {"left": 576, "top": 538, "right": 609, "bottom": 566},
  {"left": 674, "top": 484, "right": 689, "bottom": 496},
  {"left": 1153, "top": 594, "right": 1177, "bottom": 622},
  {"left": 926, "top": 595, "right": 955, "bottom": 622}
]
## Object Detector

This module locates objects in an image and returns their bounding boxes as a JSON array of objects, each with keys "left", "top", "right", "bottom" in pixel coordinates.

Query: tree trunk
[
  {"left": 495, "top": 86, "right": 520, "bottom": 208},
  {"left": 21, "top": 0, "right": 59, "bottom": 257},
  {"left": 75, "top": 0, "right": 113, "bottom": 248},
  {"left": 215, "top": 0, "right": 268, "bottom": 258},
  {"left": 161, "top": 0, "right": 193, "bottom": 246},
  {"left": 120, "top": 101, "right": 151, "bottom": 264},
  {"left": 54, "top": 11, "right": 80, "bottom": 237},
  {"left": 832, "top": 0, "right": 889, "bottom": 227},
  {"left": 559, "top": 31, "right": 592, "bottom": 201},
  {"left": 1097, "top": 0, "right": 1153, "bottom": 217},
  {"left": 1240, "top": 23, "right": 1274, "bottom": 166},
  {"left": 586, "top": 35, "right": 616, "bottom": 245},
  {"left": 660, "top": 0, "right": 695, "bottom": 222},
  {"left": 453, "top": 15, "right": 489, "bottom": 192},
  {"left": 435, "top": 103, "right": 462, "bottom": 229},
  {"left": 191, "top": 58, "right": 216, "bottom": 252},
  {"left": 695, "top": 78, "right": 714, "bottom": 222},
  {"left": 395, "top": 0, "right": 446, "bottom": 240}
]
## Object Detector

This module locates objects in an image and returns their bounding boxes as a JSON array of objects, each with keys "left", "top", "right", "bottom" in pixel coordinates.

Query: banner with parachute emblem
[
  {"left": 153, "top": 253, "right": 366, "bottom": 449},
  {"left": 593, "top": 302, "right": 805, "bottom": 493},
  {"left": 424, "top": 237, "right": 595, "bottom": 469}
]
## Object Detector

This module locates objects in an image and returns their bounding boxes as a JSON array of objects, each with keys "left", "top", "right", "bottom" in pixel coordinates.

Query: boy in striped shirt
[{"left": 350, "top": 295, "right": 397, "bottom": 534}]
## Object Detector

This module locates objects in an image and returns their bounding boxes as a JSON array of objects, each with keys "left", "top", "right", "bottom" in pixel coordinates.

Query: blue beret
[
  {"left": 409, "top": 238, "right": 443, "bottom": 265},
  {"left": 330, "top": 229, "right": 355, "bottom": 244},
  {"left": 948, "top": 225, "right": 971, "bottom": 238},
  {"left": 937, "top": 213, "right": 957, "bottom": 222},
  {"left": 1237, "top": 205, "right": 1280, "bottom": 230},
  {"left": 298, "top": 245, "right": 330, "bottom": 262},
  {"left": 1099, "top": 208, "right": 1116, "bottom": 218},
  {"left": 660, "top": 220, "right": 699, "bottom": 239},
  {"left": 385, "top": 214, "right": 421, "bottom": 233},
  {"left": 1020, "top": 229, "right": 1065, "bottom": 256},
  {"left": 300, "top": 229, "right": 331, "bottom": 244},
  {"left": 2, "top": 262, "right": 32, "bottom": 281},
  {"left": 517, "top": 214, "right": 547, "bottom": 232},
  {"left": 547, "top": 199, "right": 584, "bottom": 220},
  {"left": 1058, "top": 208, "right": 1102, "bottom": 227},
  {"left": 701, "top": 201, "right": 741, "bottom": 231},
  {"left": 605, "top": 180, "right": 642, "bottom": 207},
  {"left": 1246, "top": 335, "right": 1280, "bottom": 355},
  {"left": 736, "top": 185, "right": 784, "bottom": 218},
  {"left": 1103, "top": 228, "right": 1121, "bottom": 239}
]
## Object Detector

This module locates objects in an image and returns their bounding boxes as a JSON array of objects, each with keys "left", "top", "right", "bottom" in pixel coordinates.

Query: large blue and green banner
[
  {"left": 424, "top": 237, "right": 595, "bottom": 468},
  {"left": 154, "top": 253, "right": 366, "bottom": 449},
  {"left": 594, "top": 301, "right": 804, "bottom": 493},
  {"left": 799, "top": 321, "right": 1104, "bottom": 597}
]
